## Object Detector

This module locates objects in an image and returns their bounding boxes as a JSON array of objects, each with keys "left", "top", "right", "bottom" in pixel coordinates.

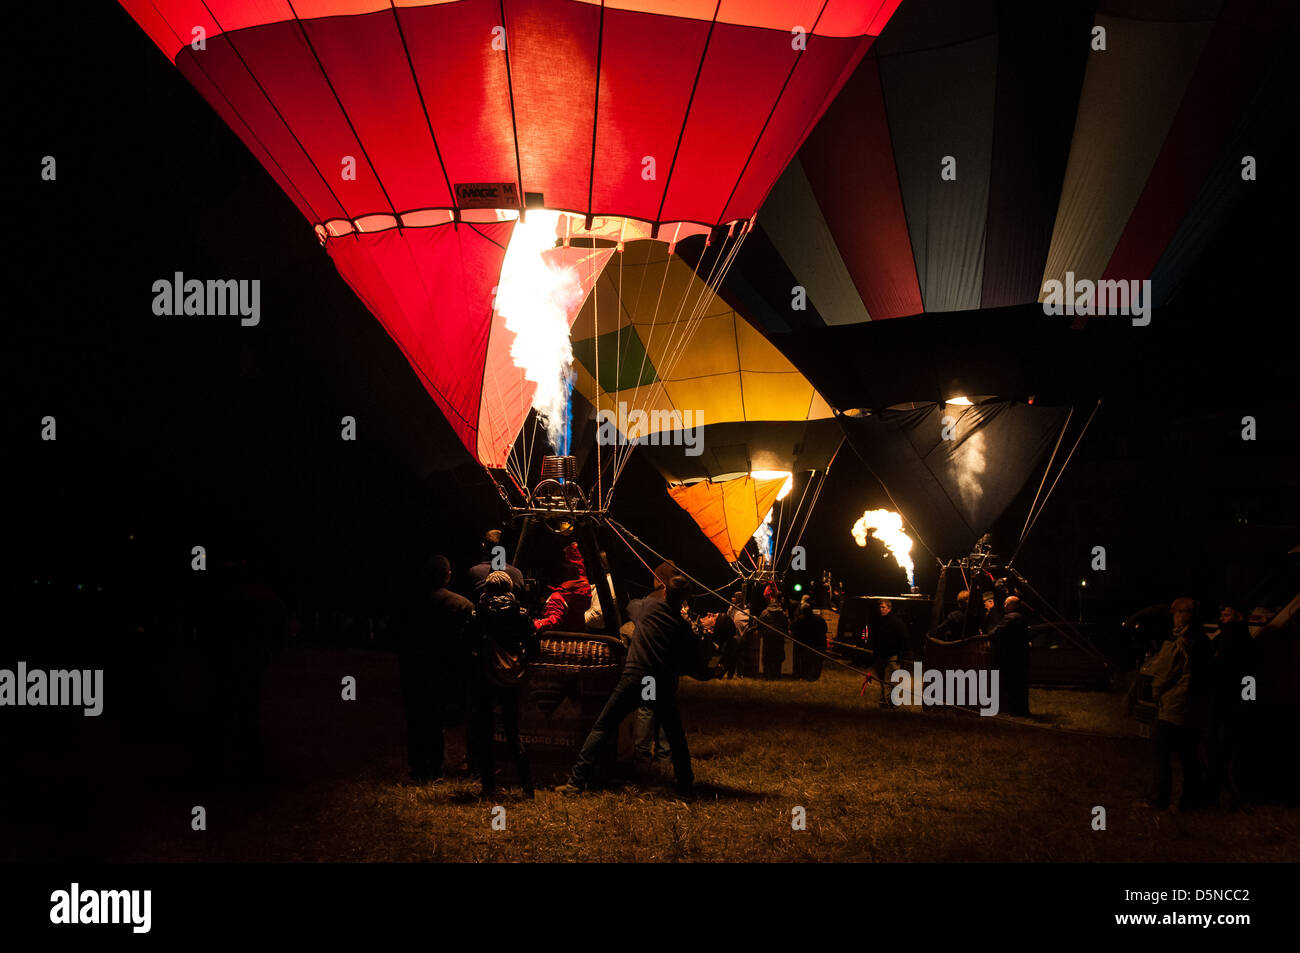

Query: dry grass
[{"left": 7, "top": 649, "right": 1296, "bottom": 863}]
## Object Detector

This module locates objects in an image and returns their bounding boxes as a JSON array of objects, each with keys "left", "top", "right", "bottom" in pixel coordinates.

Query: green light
[{"left": 793, "top": 583, "right": 803, "bottom": 592}]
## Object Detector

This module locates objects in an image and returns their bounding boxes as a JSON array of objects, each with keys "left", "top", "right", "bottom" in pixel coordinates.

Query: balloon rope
[
  {"left": 1017, "top": 406, "right": 1073, "bottom": 550},
  {"left": 478, "top": 256, "right": 527, "bottom": 488},
  {"left": 588, "top": 261, "right": 624, "bottom": 507},
  {"left": 773, "top": 468, "right": 815, "bottom": 562},
  {"left": 605, "top": 516, "right": 872, "bottom": 679},
  {"left": 784, "top": 435, "right": 843, "bottom": 559},
  {"left": 772, "top": 482, "right": 785, "bottom": 564},
  {"left": 606, "top": 223, "right": 748, "bottom": 506},
  {"left": 479, "top": 267, "right": 525, "bottom": 488},
  {"left": 611, "top": 238, "right": 680, "bottom": 494},
  {"left": 287, "top": 1, "right": 399, "bottom": 219},
  {"left": 1012, "top": 575, "right": 1109, "bottom": 663},
  {"left": 593, "top": 238, "right": 602, "bottom": 509},
  {"left": 611, "top": 223, "right": 636, "bottom": 500},
  {"left": 201, "top": 1, "right": 348, "bottom": 219},
  {"left": 1010, "top": 400, "right": 1101, "bottom": 567},
  {"left": 607, "top": 225, "right": 749, "bottom": 502},
  {"left": 610, "top": 228, "right": 660, "bottom": 500},
  {"left": 788, "top": 466, "right": 830, "bottom": 560},
  {"left": 151, "top": 8, "right": 325, "bottom": 223},
  {"left": 603, "top": 516, "right": 660, "bottom": 587}
]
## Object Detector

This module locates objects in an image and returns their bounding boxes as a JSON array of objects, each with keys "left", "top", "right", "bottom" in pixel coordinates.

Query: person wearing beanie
[{"left": 470, "top": 570, "right": 538, "bottom": 799}]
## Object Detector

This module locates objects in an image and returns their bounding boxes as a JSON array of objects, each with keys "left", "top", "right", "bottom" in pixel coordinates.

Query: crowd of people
[
  {"left": 386, "top": 519, "right": 1269, "bottom": 814},
  {"left": 392, "top": 530, "right": 711, "bottom": 799},
  {"left": 390, "top": 531, "right": 596, "bottom": 799},
  {"left": 195, "top": 534, "right": 1275, "bottom": 814},
  {"left": 390, "top": 527, "right": 849, "bottom": 799},
  {"left": 923, "top": 587, "right": 1261, "bottom": 810},
  {"left": 854, "top": 589, "right": 1032, "bottom": 717},
  {"left": 927, "top": 587, "right": 1261, "bottom": 810},
  {"left": 1143, "top": 598, "right": 1256, "bottom": 812},
  {"left": 691, "top": 588, "right": 830, "bottom": 683}
]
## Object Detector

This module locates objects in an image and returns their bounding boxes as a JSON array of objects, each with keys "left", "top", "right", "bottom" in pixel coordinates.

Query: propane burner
[
  {"left": 541, "top": 455, "right": 577, "bottom": 483},
  {"left": 525, "top": 455, "right": 589, "bottom": 514}
]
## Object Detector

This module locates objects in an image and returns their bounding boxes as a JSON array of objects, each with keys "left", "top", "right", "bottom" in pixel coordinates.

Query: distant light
[
  {"left": 793, "top": 583, "right": 803, "bottom": 592},
  {"left": 1080, "top": 579, "right": 1088, "bottom": 587},
  {"left": 945, "top": 396, "right": 972, "bottom": 406}
]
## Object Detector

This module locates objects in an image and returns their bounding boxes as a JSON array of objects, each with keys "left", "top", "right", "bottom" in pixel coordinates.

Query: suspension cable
[
  {"left": 1017, "top": 407, "right": 1073, "bottom": 549},
  {"left": 1010, "top": 400, "right": 1101, "bottom": 566},
  {"left": 605, "top": 226, "right": 748, "bottom": 505},
  {"left": 606, "top": 516, "right": 873, "bottom": 679}
]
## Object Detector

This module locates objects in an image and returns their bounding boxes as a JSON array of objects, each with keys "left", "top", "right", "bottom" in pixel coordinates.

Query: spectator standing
[
  {"left": 989, "top": 596, "right": 1032, "bottom": 716},
  {"left": 759, "top": 595, "right": 789, "bottom": 679},
  {"left": 1147, "top": 597, "right": 1212, "bottom": 810},
  {"left": 1208, "top": 604, "right": 1254, "bottom": 806},
  {"left": 466, "top": 529, "right": 524, "bottom": 599},
  {"left": 791, "top": 596, "right": 827, "bottom": 680},
  {"left": 392, "top": 555, "right": 472, "bottom": 783},
  {"left": 870, "top": 600, "right": 908, "bottom": 707},
  {"left": 469, "top": 571, "right": 538, "bottom": 799}
]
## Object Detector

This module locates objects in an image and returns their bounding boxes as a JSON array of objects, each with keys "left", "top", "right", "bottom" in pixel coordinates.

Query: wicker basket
[{"left": 536, "top": 637, "right": 619, "bottom": 668}]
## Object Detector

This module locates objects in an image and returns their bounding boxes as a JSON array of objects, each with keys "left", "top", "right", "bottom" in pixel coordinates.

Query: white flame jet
[
  {"left": 852, "top": 509, "right": 915, "bottom": 587},
  {"left": 750, "top": 471, "right": 794, "bottom": 557},
  {"left": 494, "top": 210, "right": 584, "bottom": 454}
]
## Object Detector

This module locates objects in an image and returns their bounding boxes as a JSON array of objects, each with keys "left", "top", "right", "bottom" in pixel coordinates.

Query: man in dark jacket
[
  {"left": 989, "top": 596, "right": 1032, "bottom": 716},
  {"left": 759, "top": 595, "right": 789, "bottom": 679},
  {"left": 1208, "top": 604, "right": 1254, "bottom": 806},
  {"left": 736, "top": 593, "right": 760, "bottom": 677},
  {"left": 470, "top": 571, "right": 538, "bottom": 799},
  {"left": 980, "top": 589, "right": 1003, "bottom": 635},
  {"left": 719, "top": 593, "right": 747, "bottom": 679},
  {"left": 392, "top": 555, "right": 473, "bottom": 783},
  {"left": 711, "top": 607, "right": 737, "bottom": 657},
  {"left": 933, "top": 590, "right": 970, "bottom": 641},
  {"left": 559, "top": 576, "right": 696, "bottom": 796},
  {"left": 467, "top": 529, "right": 525, "bottom": 599},
  {"left": 870, "top": 600, "right": 908, "bottom": 706},
  {"left": 791, "top": 597, "right": 827, "bottom": 680}
]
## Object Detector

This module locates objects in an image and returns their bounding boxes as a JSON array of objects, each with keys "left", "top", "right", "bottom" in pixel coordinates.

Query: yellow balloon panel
[
  {"left": 740, "top": 371, "right": 818, "bottom": 422},
  {"left": 643, "top": 310, "right": 742, "bottom": 380},
  {"left": 660, "top": 375, "right": 746, "bottom": 431},
  {"left": 570, "top": 241, "right": 834, "bottom": 431},
  {"left": 667, "top": 476, "right": 786, "bottom": 563}
]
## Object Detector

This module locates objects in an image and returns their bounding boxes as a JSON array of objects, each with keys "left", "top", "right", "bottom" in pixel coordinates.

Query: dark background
[{"left": 8, "top": 2, "right": 1298, "bottom": 656}]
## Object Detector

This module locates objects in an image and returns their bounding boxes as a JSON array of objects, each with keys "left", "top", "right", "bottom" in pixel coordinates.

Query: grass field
[{"left": 6, "top": 647, "right": 1297, "bottom": 862}]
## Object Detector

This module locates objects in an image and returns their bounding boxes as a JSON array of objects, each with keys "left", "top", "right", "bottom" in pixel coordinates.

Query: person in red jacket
[{"left": 534, "top": 542, "right": 592, "bottom": 634}]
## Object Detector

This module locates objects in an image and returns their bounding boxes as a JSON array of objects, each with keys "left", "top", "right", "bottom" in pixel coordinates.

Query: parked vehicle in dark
[
  {"left": 1122, "top": 604, "right": 1175, "bottom": 660},
  {"left": 1128, "top": 548, "right": 1298, "bottom": 728},
  {"left": 1027, "top": 623, "right": 1115, "bottom": 689}
]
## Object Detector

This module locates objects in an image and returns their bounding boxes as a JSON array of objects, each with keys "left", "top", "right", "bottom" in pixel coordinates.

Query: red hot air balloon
[{"left": 117, "top": 0, "right": 904, "bottom": 494}]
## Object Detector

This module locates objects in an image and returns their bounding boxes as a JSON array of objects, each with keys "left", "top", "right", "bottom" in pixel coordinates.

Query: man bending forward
[{"left": 559, "top": 576, "right": 696, "bottom": 796}]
